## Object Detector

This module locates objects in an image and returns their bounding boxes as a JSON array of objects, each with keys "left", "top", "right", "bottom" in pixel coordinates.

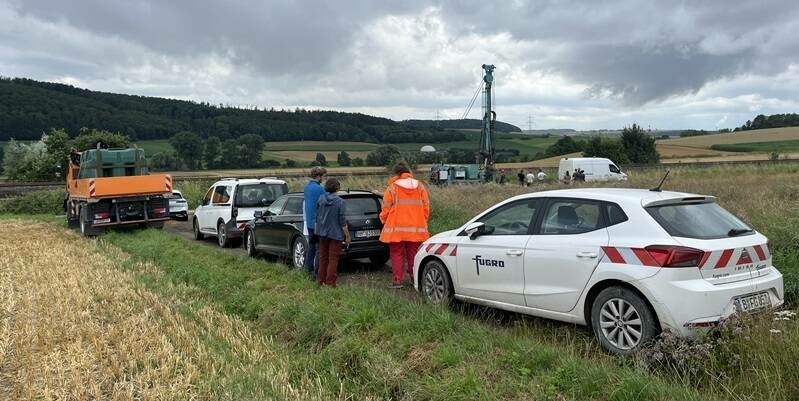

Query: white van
[{"left": 558, "top": 157, "right": 627, "bottom": 182}]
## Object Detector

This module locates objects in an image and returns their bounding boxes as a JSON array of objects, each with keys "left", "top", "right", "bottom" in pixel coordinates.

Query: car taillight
[
  {"left": 153, "top": 207, "right": 167, "bottom": 215},
  {"left": 644, "top": 245, "right": 705, "bottom": 268},
  {"left": 232, "top": 207, "right": 238, "bottom": 219},
  {"left": 93, "top": 211, "right": 110, "bottom": 219}
]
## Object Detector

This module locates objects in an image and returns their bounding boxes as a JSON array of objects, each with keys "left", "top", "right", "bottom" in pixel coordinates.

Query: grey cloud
[
  {"left": 7, "top": 0, "right": 424, "bottom": 75},
  {"left": 436, "top": 0, "right": 799, "bottom": 105}
]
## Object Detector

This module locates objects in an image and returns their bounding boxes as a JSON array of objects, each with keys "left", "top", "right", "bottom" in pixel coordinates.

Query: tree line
[
  {"left": 0, "top": 77, "right": 522, "bottom": 144},
  {"left": 736, "top": 113, "right": 799, "bottom": 132}
]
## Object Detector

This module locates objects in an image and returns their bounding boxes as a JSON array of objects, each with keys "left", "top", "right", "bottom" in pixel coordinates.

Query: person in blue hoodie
[
  {"left": 303, "top": 166, "right": 327, "bottom": 278},
  {"left": 315, "top": 178, "right": 351, "bottom": 287}
]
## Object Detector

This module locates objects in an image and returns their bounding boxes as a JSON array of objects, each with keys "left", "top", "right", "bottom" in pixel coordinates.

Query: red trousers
[
  {"left": 318, "top": 238, "right": 343, "bottom": 286},
  {"left": 389, "top": 241, "right": 422, "bottom": 285}
]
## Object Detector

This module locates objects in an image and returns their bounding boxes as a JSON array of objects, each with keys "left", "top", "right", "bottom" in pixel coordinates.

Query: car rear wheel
[
  {"left": 591, "top": 286, "right": 658, "bottom": 355},
  {"left": 193, "top": 218, "right": 204, "bottom": 240},
  {"left": 421, "top": 259, "right": 453, "bottom": 306},
  {"left": 290, "top": 236, "right": 307, "bottom": 268},
  {"left": 217, "top": 222, "right": 229, "bottom": 248}
]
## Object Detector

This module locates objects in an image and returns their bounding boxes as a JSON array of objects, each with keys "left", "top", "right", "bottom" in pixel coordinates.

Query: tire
[
  {"left": 245, "top": 230, "right": 257, "bottom": 257},
  {"left": 217, "top": 221, "right": 229, "bottom": 248},
  {"left": 369, "top": 253, "right": 390, "bottom": 267},
  {"left": 290, "top": 236, "right": 307, "bottom": 268},
  {"left": 591, "top": 286, "right": 659, "bottom": 356},
  {"left": 193, "top": 218, "right": 204, "bottom": 240},
  {"left": 79, "top": 207, "right": 99, "bottom": 237},
  {"left": 66, "top": 201, "right": 79, "bottom": 228},
  {"left": 421, "top": 259, "right": 453, "bottom": 306}
]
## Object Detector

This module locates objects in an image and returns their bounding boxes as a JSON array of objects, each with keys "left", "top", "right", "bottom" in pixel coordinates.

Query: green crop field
[
  {"left": 133, "top": 134, "right": 557, "bottom": 166},
  {"left": 710, "top": 139, "right": 799, "bottom": 153}
]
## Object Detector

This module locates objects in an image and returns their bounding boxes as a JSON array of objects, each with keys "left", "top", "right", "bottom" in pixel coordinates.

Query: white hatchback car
[{"left": 413, "top": 188, "right": 784, "bottom": 355}]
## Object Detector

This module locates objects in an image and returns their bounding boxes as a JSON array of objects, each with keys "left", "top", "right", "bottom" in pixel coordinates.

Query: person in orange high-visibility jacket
[{"left": 379, "top": 161, "right": 431, "bottom": 288}]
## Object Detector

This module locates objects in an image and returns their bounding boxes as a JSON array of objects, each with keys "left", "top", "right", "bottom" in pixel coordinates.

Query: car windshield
[
  {"left": 345, "top": 196, "right": 381, "bottom": 216},
  {"left": 646, "top": 201, "right": 752, "bottom": 239},
  {"left": 234, "top": 183, "right": 288, "bottom": 207}
]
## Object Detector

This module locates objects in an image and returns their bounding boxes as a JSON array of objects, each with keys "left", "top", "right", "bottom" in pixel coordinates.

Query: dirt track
[{"left": 163, "top": 218, "right": 406, "bottom": 291}]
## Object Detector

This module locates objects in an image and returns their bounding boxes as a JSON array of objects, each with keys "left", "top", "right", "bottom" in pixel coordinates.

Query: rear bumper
[
  {"left": 343, "top": 240, "right": 389, "bottom": 259},
  {"left": 637, "top": 267, "right": 784, "bottom": 336}
]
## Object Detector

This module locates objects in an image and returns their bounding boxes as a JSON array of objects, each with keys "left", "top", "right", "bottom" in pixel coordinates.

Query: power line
[{"left": 461, "top": 80, "right": 484, "bottom": 120}]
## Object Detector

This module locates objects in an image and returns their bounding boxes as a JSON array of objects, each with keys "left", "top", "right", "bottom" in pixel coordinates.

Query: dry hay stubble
[{"left": 0, "top": 220, "right": 332, "bottom": 401}]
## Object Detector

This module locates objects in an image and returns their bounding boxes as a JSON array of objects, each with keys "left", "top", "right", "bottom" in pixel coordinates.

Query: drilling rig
[
  {"left": 477, "top": 63, "right": 496, "bottom": 182},
  {"left": 429, "top": 64, "right": 498, "bottom": 185}
]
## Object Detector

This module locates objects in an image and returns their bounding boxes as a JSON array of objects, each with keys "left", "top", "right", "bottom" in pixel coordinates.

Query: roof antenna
[{"left": 650, "top": 170, "right": 670, "bottom": 192}]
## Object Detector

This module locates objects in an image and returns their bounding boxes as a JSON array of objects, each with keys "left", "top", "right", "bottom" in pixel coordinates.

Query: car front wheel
[
  {"left": 290, "top": 236, "right": 307, "bottom": 268},
  {"left": 421, "top": 259, "right": 453, "bottom": 306},
  {"left": 245, "top": 230, "right": 257, "bottom": 257},
  {"left": 591, "top": 286, "right": 658, "bottom": 355},
  {"left": 193, "top": 218, "right": 204, "bottom": 240}
]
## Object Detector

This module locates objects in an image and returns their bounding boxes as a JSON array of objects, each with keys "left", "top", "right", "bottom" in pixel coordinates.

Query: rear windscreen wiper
[{"left": 728, "top": 228, "right": 754, "bottom": 237}]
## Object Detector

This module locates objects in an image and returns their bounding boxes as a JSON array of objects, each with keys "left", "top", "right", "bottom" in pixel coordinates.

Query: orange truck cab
[{"left": 65, "top": 147, "right": 173, "bottom": 236}]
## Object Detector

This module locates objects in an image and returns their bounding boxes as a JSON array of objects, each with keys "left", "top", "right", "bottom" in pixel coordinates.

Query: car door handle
[
  {"left": 576, "top": 251, "right": 598, "bottom": 259},
  {"left": 506, "top": 250, "right": 524, "bottom": 256}
]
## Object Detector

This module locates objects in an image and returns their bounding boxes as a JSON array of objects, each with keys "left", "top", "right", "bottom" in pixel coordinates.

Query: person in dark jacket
[
  {"left": 315, "top": 178, "right": 351, "bottom": 287},
  {"left": 303, "top": 166, "right": 327, "bottom": 278}
]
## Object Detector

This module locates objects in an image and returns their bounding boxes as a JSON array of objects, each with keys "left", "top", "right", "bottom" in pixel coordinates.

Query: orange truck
[{"left": 65, "top": 147, "right": 173, "bottom": 236}]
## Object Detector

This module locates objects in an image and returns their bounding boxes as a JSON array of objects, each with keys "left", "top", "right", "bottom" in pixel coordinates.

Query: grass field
[
  {"left": 655, "top": 127, "right": 799, "bottom": 160},
  {"left": 2, "top": 164, "right": 799, "bottom": 399},
  {"left": 132, "top": 133, "right": 558, "bottom": 166}
]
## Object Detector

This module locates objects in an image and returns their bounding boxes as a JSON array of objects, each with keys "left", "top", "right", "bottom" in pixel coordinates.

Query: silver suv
[{"left": 193, "top": 177, "right": 289, "bottom": 247}]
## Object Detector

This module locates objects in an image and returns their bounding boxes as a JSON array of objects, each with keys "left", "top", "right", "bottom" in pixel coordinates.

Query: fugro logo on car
[{"left": 472, "top": 255, "right": 505, "bottom": 275}]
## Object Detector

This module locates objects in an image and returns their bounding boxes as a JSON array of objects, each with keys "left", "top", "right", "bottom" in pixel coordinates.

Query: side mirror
[
  {"left": 254, "top": 210, "right": 264, "bottom": 220},
  {"left": 464, "top": 222, "right": 486, "bottom": 240},
  {"left": 198, "top": 199, "right": 206, "bottom": 207}
]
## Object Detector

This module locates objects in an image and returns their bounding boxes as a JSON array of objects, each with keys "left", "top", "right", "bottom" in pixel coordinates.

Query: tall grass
[{"left": 98, "top": 227, "right": 712, "bottom": 401}]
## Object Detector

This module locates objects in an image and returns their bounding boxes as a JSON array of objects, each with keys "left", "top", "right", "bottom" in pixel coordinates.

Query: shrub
[{"left": 0, "top": 189, "right": 64, "bottom": 215}]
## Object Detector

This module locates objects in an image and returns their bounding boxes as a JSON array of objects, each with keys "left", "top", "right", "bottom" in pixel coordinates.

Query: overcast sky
[{"left": 2, "top": 0, "right": 798, "bottom": 131}]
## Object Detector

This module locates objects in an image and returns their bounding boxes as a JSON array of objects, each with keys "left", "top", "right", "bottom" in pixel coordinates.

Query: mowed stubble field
[{"left": 1, "top": 163, "right": 799, "bottom": 400}]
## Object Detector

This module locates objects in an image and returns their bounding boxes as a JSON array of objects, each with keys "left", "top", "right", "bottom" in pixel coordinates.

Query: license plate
[
  {"left": 735, "top": 292, "right": 771, "bottom": 313},
  {"left": 355, "top": 229, "right": 381, "bottom": 238}
]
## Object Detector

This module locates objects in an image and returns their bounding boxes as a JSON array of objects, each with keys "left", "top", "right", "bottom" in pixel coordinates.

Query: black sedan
[{"left": 243, "top": 190, "right": 390, "bottom": 268}]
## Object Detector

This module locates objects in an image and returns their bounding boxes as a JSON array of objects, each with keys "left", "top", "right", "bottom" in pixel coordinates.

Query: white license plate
[
  {"left": 735, "top": 292, "right": 771, "bottom": 313},
  {"left": 355, "top": 229, "right": 381, "bottom": 238}
]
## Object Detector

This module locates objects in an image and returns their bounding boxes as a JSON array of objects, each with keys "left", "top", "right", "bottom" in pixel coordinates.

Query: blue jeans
[{"left": 304, "top": 231, "right": 319, "bottom": 275}]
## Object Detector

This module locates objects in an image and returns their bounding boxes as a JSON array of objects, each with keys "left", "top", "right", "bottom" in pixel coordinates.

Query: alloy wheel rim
[
  {"left": 599, "top": 298, "right": 643, "bottom": 350},
  {"left": 423, "top": 267, "right": 445, "bottom": 303},
  {"left": 294, "top": 241, "right": 305, "bottom": 267},
  {"left": 218, "top": 225, "right": 226, "bottom": 246}
]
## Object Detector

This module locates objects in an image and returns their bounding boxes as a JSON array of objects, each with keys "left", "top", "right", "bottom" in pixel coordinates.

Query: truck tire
[
  {"left": 79, "top": 207, "right": 100, "bottom": 237},
  {"left": 66, "top": 200, "right": 79, "bottom": 228}
]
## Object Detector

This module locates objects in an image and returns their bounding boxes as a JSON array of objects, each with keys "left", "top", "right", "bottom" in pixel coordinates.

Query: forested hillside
[
  {"left": 0, "top": 77, "right": 518, "bottom": 143},
  {"left": 401, "top": 119, "right": 521, "bottom": 132}
]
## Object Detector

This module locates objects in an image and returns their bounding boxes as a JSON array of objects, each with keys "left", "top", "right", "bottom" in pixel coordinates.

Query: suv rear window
[
  {"left": 646, "top": 201, "right": 752, "bottom": 239},
  {"left": 344, "top": 196, "right": 381, "bottom": 217},
  {"left": 234, "top": 183, "right": 289, "bottom": 207}
]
